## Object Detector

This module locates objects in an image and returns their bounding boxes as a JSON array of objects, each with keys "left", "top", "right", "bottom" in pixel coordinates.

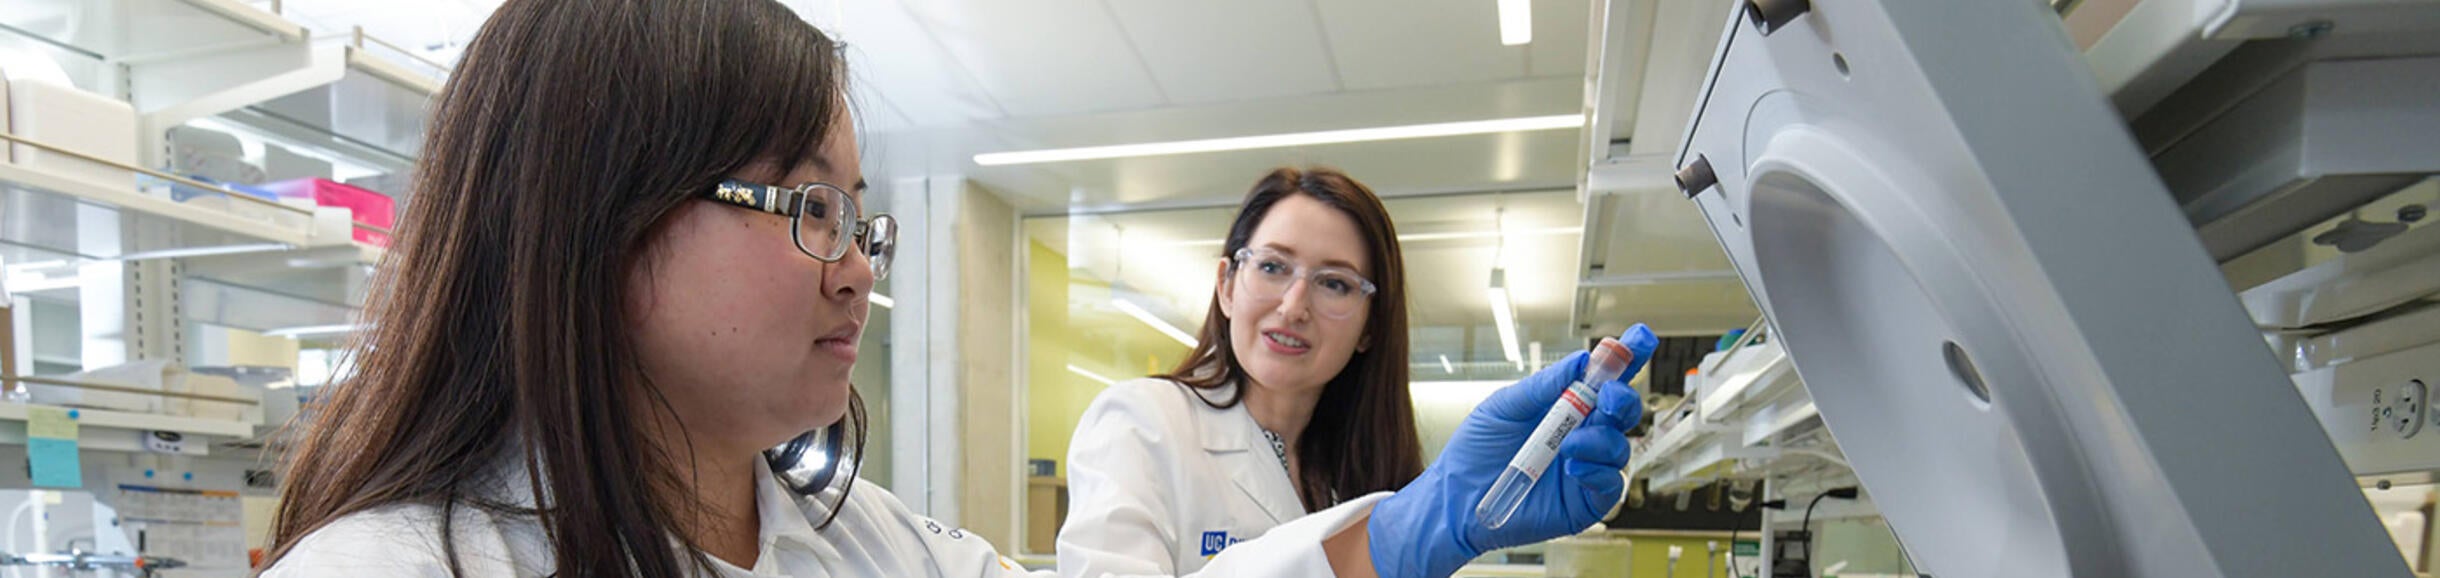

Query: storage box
[
  {"left": 7, "top": 79, "right": 137, "bottom": 189},
  {"left": 166, "top": 125, "right": 264, "bottom": 185},
  {"left": 346, "top": 172, "right": 415, "bottom": 215},
  {"left": 262, "top": 178, "right": 395, "bottom": 246}
]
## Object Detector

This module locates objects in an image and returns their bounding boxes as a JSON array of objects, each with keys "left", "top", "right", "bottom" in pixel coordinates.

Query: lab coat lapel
[{"left": 1197, "top": 383, "right": 1307, "bottom": 525}]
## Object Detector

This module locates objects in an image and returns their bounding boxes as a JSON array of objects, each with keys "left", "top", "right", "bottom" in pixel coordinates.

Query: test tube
[{"left": 1474, "top": 337, "right": 1637, "bottom": 529}]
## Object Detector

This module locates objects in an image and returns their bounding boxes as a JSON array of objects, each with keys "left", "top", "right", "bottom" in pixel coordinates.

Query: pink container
[{"left": 262, "top": 178, "right": 395, "bottom": 246}]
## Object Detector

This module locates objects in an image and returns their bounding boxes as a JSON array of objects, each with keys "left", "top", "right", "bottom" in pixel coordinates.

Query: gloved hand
[{"left": 1367, "top": 324, "right": 1657, "bottom": 578}]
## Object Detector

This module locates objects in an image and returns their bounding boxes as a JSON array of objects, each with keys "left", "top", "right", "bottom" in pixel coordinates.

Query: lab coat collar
[
  {"left": 1191, "top": 380, "right": 1309, "bottom": 524},
  {"left": 471, "top": 446, "right": 827, "bottom": 566},
  {"left": 754, "top": 460, "right": 827, "bottom": 556},
  {"left": 1194, "top": 381, "right": 1252, "bottom": 453}
]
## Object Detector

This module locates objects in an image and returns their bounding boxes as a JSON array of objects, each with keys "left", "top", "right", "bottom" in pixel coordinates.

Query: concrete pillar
[{"left": 885, "top": 174, "right": 1025, "bottom": 549}]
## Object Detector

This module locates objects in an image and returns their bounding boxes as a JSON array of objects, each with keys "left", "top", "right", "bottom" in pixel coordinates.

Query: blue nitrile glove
[{"left": 1367, "top": 324, "right": 1657, "bottom": 578}]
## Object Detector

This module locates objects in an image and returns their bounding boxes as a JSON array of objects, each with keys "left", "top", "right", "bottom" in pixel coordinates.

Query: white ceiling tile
[
  {"left": 862, "top": 76, "right": 1582, "bottom": 213},
  {"left": 1104, "top": 0, "right": 1340, "bottom": 105},
  {"left": 1314, "top": 0, "right": 1528, "bottom": 90},
  {"left": 893, "top": 0, "right": 1168, "bottom": 117},
  {"left": 1528, "top": 0, "right": 1593, "bottom": 77},
  {"left": 834, "top": 0, "right": 1003, "bottom": 128}
]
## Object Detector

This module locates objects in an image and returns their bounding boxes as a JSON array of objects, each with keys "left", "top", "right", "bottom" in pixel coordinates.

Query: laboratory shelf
[
  {"left": 0, "top": 163, "right": 382, "bottom": 331},
  {"left": 2072, "top": 0, "right": 2440, "bottom": 117},
  {"left": 1628, "top": 339, "right": 1838, "bottom": 494},
  {"left": 0, "top": 0, "right": 302, "bottom": 61},
  {"left": 199, "top": 45, "right": 437, "bottom": 181},
  {"left": 180, "top": 243, "right": 378, "bottom": 310},
  {"left": 0, "top": 403, "right": 254, "bottom": 455},
  {"left": 2240, "top": 221, "right": 2440, "bottom": 330},
  {"left": 345, "top": 44, "right": 445, "bottom": 97},
  {"left": 183, "top": 274, "right": 359, "bottom": 333},
  {"left": 0, "top": 163, "right": 316, "bottom": 259},
  {"left": 216, "top": 106, "right": 419, "bottom": 176}
]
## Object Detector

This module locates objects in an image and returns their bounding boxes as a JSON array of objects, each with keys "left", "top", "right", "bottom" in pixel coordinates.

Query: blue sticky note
[{"left": 29, "top": 437, "right": 81, "bottom": 488}]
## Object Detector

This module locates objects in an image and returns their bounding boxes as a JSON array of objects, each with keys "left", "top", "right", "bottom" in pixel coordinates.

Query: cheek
[{"left": 628, "top": 221, "right": 838, "bottom": 429}]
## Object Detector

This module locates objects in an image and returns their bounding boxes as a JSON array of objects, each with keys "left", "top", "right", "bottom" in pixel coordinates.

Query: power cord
[
  {"left": 1800, "top": 488, "right": 1861, "bottom": 576},
  {"left": 1799, "top": 488, "right": 1855, "bottom": 534}
]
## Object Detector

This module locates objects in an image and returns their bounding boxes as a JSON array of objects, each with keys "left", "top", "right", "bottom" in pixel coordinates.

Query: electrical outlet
[{"left": 2391, "top": 380, "right": 2427, "bottom": 439}]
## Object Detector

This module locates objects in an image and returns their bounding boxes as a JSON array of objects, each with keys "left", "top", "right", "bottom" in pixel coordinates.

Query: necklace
[{"left": 1258, "top": 428, "right": 1289, "bottom": 471}]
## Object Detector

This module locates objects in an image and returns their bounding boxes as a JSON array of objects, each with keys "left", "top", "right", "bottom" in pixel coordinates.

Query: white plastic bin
[{"left": 6, "top": 79, "right": 138, "bottom": 189}]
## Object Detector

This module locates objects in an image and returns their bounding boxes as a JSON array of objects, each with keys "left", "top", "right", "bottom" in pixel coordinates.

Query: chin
[
  {"left": 1242, "top": 362, "right": 1320, "bottom": 394},
  {"left": 799, "top": 380, "right": 854, "bottom": 426}
]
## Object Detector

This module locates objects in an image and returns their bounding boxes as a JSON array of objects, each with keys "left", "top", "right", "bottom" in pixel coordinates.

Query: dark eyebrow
[
  {"left": 1258, "top": 243, "right": 1361, "bottom": 271},
  {"left": 854, "top": 178, "right": 868, "bottom": 192}
]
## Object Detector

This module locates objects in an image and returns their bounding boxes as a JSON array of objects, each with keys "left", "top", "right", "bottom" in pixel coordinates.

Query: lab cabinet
[{"left": 0, "top": 1, "right": 440, "bottom": 574}]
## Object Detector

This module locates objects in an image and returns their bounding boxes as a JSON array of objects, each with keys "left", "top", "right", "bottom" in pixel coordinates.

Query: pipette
[{"left": 1473, "top": 337, "right": 1637, "bottom": 529}]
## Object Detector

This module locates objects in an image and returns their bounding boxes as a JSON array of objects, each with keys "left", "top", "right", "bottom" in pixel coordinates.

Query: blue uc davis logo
[{"left": 1199, "top": 530, "right": 1243, "bottom": 557}]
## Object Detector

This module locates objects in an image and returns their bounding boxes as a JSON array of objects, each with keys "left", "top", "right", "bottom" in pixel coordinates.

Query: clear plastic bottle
[{"left": 1474, "top": 337, "right": 1637, "bottom": 529}]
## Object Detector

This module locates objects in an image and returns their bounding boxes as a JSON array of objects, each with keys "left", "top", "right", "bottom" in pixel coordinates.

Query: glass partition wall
[{"left": 1016, "top": 189, "right": 1586, "bottom": 554}]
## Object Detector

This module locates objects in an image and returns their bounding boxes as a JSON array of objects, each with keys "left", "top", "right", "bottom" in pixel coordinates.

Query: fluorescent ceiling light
[
  {"left": 1488, "top": 269, "right": 1522, "bottom": 365},
  {"left": 1112, "top": 299, "right": 1198, "bottom": 347},
  {"left": 871, "top": 293, "right": 895, "bottom": 309},
  {"left": 1066, "top": 364, "right": 1118, "bottom": 387},
  {"left": 1439, "top": 355, "right": 1456, "bottom": 374},
  {"left": 264, "top": 324, "right": 363, "bottom": 338},
  {"left": 1499, "top": 0, "right": 1533, "bottom": 45},
  {"left": 973, "top": 114, "right": 1583, "bottom": 166}
]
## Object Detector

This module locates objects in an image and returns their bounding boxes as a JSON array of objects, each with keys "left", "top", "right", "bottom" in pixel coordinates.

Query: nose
[
  {"left": 1274, "top": 276, "right": 1313, "bottom": 324},
  {"left": 825, "top": 248, "right": 876, "bottom": 306}
]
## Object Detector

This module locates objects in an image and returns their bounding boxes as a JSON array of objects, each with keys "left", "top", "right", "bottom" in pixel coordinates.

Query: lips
[
  {"left": 816, "top": 323, "right": 862, "bottom": 360},
  {"left": 1260, "top": 328, "right": 1310, "bottom": 355}
]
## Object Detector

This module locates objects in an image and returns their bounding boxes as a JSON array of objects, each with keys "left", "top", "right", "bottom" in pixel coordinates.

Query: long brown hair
[
  {"left": 1160, "top": 167, "right": 1424, "bottom": 513},
  {"left": 262, "top": 1, "right": 862, "bottom": 575}
]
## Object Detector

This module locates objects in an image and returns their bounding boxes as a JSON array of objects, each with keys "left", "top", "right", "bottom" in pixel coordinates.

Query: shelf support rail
[
  {"left": 0, "top": 132, "right": 394, "bottom": 238},
  {"left": 1699, "top": 315, "right": 1770, "bottom": 376}
]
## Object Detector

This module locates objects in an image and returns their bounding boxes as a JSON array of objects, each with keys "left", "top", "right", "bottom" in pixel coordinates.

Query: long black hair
[{"left": 264, "top": 1, "right": 862, "bottom": 575}]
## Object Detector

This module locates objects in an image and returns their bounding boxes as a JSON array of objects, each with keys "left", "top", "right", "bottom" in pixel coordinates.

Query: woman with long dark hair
[
  {"left": 260, "top": 1, "right": 1646, "bottom": 577},
  {"left": 1057, "top": 169, "right": 1658, "bottom": 577}
]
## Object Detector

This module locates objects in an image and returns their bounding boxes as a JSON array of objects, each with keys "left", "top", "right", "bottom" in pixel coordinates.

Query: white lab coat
[
  {"left": 265, "top": 441, "right": 1383, "bottom": 577},
  {"left": 1061, "top": 378, "right": 1343, "bottom": 577}
]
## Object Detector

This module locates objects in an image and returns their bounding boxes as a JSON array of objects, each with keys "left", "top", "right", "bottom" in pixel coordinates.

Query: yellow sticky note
[{"left": 28, "top": 405, "right": 77, "bottom": 440}]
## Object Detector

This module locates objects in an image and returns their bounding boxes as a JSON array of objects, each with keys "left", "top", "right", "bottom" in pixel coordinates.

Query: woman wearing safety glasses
[
  {"left": 261, "top": 1, "right": 1647, "bottom": 577},
  {"left": 1057, "top": 169, "right": 1660, "bottom": 577}
]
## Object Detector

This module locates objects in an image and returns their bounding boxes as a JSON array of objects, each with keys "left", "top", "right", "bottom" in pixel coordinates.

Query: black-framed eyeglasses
[{"left": 701, "top": 179, "right": 897, "bottom": 280}]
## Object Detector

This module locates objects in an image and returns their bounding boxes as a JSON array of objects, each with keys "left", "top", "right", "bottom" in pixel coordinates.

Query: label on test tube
[
  {"left": 1520, "top": 381, "right": 1597, "bottom": 477},
  {"left": 1477, "top": 338, "right": 1636, "bottom": 529}
]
